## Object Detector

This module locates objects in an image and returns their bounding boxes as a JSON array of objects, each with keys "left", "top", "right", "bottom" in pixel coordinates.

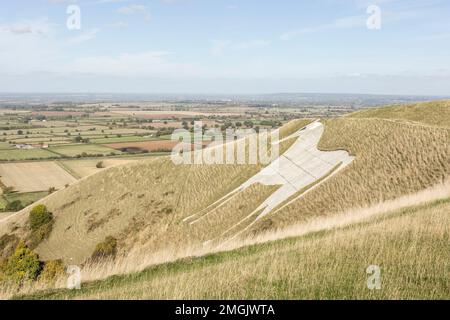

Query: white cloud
[
  {"left": 65, "top": 51, "right": 200, "bottom": 77},
  {"left": 0, "top": 19, "right": 55, "bottom": 36},
  {"left": 281, "top": 15, "right": 366, "bottom": 40},
  {"left": 236, "top": 40, "right": 270, "bottom": 49},
  {"left": 66, "top": 28, "right": 100, "bottom": 44},
  {"left": 210, "top": 40, "right": 232, "bottom": 56},
  {"left": 109, "top": 21, "right": 128, "bottom": 28},
  {"left": 117, "top": 4, "right": 151, "bottom": 21},
  {"left": 210, "top": 39, "right": 270, "bottom": 55},
  {"left": 0, "top": 20, "right": 61, "bottom": 76}
]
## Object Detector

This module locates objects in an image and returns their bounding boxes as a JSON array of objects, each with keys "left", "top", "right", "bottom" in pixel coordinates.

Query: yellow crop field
[{"left": 0, "top": 162, "right": 77, "bottom": 193}]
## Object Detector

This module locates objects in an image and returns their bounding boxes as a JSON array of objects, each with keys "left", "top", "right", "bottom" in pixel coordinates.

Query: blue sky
[{"left": 0, "top": 0, "right": 449, "bottom": 95}]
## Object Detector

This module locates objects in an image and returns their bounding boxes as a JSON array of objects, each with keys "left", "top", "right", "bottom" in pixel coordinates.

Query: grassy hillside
[
  {"left": 0, "top": 120, "right": 311, "bottom": 264},
  {"left": 348, "top": 100, "right": 450, "bottom": 127},
  {"left": 17, "top": 194, "right": 450, "bottom": 300},
  {"left": 251, "top": 116, "right": 450, "bottom": 233},
  {"left": 0, "top": 101, "right": 449, "bottom": 299}
]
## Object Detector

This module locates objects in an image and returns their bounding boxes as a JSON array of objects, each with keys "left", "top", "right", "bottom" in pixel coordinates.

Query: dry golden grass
[
  {"left": 2, "top": 109, "right": 449, "bottom": 299},
  {"left": 57, "top": 158, "right": 141, "bottom": 179},
  {"left": 10, "top": 183, "right": 449, "bottom": 300},
  {"left": 348, "top": 100, "right": 450, "bottom": 128},
  {"left": 0, "top": 119, "right": 311, "bottom": 265},
  {"left": 252, "top": 117, "right": 450, "bottom": 233},
  {"left": 0, "top": 162, "right": 76, "bottom": 193}
]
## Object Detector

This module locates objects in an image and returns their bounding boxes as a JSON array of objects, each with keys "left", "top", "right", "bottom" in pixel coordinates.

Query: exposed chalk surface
[
  {"left": 187, "top": 121, "right": 355, "bottom": 244},
  {"left": 241, "top": 121, "right": 354, "bottom": 218}
]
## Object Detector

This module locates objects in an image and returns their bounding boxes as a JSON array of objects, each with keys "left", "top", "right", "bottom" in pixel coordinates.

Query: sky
[{"left": 0, "top": 0, "right": 449, "bottom": 95}]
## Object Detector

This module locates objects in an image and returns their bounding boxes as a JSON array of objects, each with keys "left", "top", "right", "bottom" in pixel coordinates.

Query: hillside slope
[
  {"left": 0, "top": 101, "right": 449, "bottom": 299},
  {"left": 251, "top": 116, "right": 450, "bottom": 233},
  {"left": 2, "top": 101, "right": 449, "bottom": 266},
  {"left": 19, "top": 193, "right": 450, "bottom": 300},
  {"left": 0, "top": 120, "right": 312, "bottom": 264},
  {"left": 348, "top": 100, "right": 450, "bottom": 127}
]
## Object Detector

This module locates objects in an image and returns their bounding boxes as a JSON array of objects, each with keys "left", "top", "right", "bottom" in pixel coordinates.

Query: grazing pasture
[
  {"left": 0, "top": 149, "right": 58, "bottom": 161},
  {"left": 90, "top": 136, "right": 157, "bottom": 144},
  {"left": 49, "top": 144, "right": 119, "bottom": 157}
]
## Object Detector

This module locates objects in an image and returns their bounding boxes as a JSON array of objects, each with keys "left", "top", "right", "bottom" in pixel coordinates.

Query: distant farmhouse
[
  {"left": 14, "top": 144, "right": 34, "bottom": 150},
  {"left": 14, "top": 143, "right": 48, "bottom": 149}
]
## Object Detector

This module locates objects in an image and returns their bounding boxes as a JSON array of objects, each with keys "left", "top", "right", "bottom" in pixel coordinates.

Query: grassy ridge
[{"left": 348, "top": 100, "right": 450, "bottom": 128}]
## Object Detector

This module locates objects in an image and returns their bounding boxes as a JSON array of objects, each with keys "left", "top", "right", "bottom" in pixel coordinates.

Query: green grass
[
  {"left": 89, "top": 136, "right": 159, "bottom": 144},
  {"left": 48, "top": 144, "right": 121, "bottom": 157},
  {"left": 3, "top": 191, "right": 49, "bottom": 208},
  {"left": 0, "top": 142, "right": 12, "bottom": 150},
  {"left": 0, "top": 197, "right": 7, "bottom": 210},
  {"left": 0, "top": 149, "right": 59, "bottom": 161}
]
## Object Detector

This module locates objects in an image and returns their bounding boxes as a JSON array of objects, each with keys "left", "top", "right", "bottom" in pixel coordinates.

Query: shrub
[
  {"left": 2, "top": 242, "right": 41, "bottom": 283},
  {"left": 96, "top": 161, "right": 104, "bottom": 169},
  {"left": 3, "top": 187, "right": 15, "bottom": 195},
  {"left": 91, "top": 236, "right": 117, "bottom": 261},
  {"left": 29, "top": 205, "right": 53, "bottom": 231},
  {"left": 28, "top": 222, "right": 53, "bottom": 249},
  {"left": 0, "top": 234, "right": 19, "bottom": 260},
  {"left": 39, "top": 259, "right": 65, "bottom": 283},
  {"left": 5, "top": 200, "right": 24, "bottom": 212}
]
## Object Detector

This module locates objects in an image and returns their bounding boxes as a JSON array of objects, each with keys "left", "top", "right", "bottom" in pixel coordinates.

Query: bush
[
  {"left": 5, "top": 200, "right": 23, "bottom": 212},
  {"left": 2, "top": 242, "right": 41, "bottom": 283},
  {"left": 39, "top": 259, "right": 65, "bottom": 283},
  {"left": 3, "top": 187, "right": 15, "bottom": 195},
  {"left": 96, "top": 161, "right": 104, "bottom": 169},
  {"left": 0, "top": 234, "right": 19, "bottom": 260},
  {"left": 29, "top": 205, "right": 53, "bottom": 231},
  {"left": 91, "top": 236, "right": 117, "bottom": 261},
  {"left": 28, "top": 222, "right": 53, "bottom": 249}
]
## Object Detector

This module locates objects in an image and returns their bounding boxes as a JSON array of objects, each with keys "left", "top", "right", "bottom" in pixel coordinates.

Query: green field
[
  {"left": 0, "top": 197, "right": 6, "bottom": 210},
  {"left": 2, "top": 191, "right": 49, "bottom": 209},
  {"left": 89, "top": 135, "right": 158, "bottom": 144},
  {"left": 48, "top": 144, "right": 121, "bottom": 157},
  {"left": 0, "top": 149, "right": 58, "bottom": 161},
  {"left": 0, "top": 142, "right": 12, "bottom": 150}
]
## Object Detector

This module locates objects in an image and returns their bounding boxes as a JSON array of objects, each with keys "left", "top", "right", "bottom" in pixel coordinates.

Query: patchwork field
[
  {"left": 0, "top": 149, "right": 58, "bottom": 161},
  {"left": 111, "top": 110, "right": 241, "bottom": 118},
  {"left": 0, "top": 162, "right": 76, "bottom": 192},
  {"left": 49, "top": 144, "right": 120, "bottom": 157},
  {"left": 105, "top": 140, "right": 181, "bottom": 152},
  {"left": 89, "top": 136, "right": 157, "bottom": 144}
]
